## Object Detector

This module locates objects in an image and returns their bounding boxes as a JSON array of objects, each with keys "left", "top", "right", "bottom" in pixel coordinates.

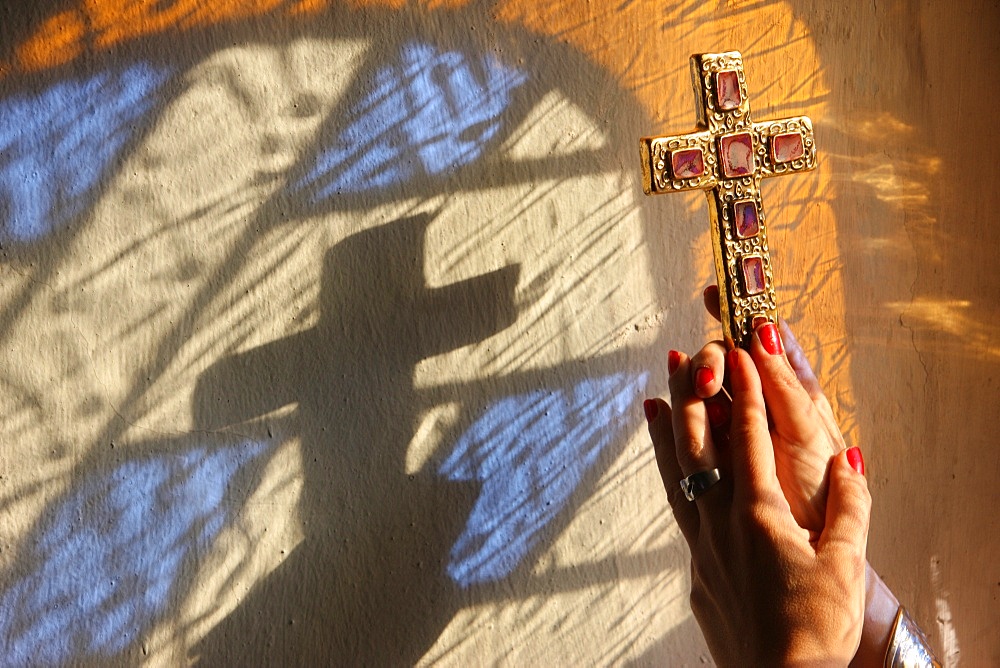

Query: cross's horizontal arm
[
  {"left": 640, "top": 131, "right": 717, "bottom": 195},
  {"left": 753, "top": 116, "right": 816, "bottom": 178}
]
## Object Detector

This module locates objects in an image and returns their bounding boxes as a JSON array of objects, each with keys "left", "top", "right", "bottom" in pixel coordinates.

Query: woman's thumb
[{"left": 818, "top": 447, "right": 872, "bottom": 561}]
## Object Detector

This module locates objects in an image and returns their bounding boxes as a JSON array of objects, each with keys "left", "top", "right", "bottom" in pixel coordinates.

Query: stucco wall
[{"left": 0, "top": 1, "right": 996, "bottom": 664}]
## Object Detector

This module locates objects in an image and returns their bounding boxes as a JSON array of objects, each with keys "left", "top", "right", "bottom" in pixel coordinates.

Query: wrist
[{"left": 849, "top": 562, "right": 899, "bottom": 668}]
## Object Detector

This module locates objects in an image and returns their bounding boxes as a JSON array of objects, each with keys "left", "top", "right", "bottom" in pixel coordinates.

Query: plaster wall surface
[{"left": 0, "top": 0, "right": 996, "bottom": 665}]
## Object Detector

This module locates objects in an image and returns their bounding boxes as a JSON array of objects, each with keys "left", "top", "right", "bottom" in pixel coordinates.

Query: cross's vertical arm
[{"left": 640, "top": 51, "right": 816, "bottom": 349}]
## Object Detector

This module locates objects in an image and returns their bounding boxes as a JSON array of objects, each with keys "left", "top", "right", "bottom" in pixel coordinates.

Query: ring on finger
[{"left": 680, "top": 468, "right": 722, "bottom": 501}]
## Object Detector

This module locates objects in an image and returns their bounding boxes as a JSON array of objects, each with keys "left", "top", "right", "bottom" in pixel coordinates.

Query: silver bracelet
[{"left": 884, "top": 606, "right": 941, "bottom": 668}]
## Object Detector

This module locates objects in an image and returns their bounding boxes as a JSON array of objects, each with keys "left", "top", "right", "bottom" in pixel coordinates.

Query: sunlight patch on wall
[
  {"left": 930, "top": 555, "right": 960, "bottom": 666},
  {"left": 293, "top": 41, "right": 527, "bottom": 200},
  {"left": 0, "top": 441, "right": 270, "bottom": 665},
  {"left": 0, "top": 63, "right": 171, "bottom": 244},
  {"left": 414, "top": 74, "right": 655, "bottom": 384},
  {"left": 497, "top": 90, "right": 609, "bottom": 160},
  {"left": 851, "top": 159, "right": 937, "bottom": 209},
  {"left": 406, "top": 402, "right": 462, "bottom": 475},
  {"left": 439, "top": 372, "right": 647, "bottom": 586},
  {"left": 885, "top": 298, "right": 1000, "bottom": 360},
  {"left": 160, "top": 433, "right": 305, "bottom": 662}
]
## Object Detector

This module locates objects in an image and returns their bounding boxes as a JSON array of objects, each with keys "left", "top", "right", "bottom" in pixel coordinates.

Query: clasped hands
[{"left": 644, "top": 287, "right": 871, "bottom": 666}]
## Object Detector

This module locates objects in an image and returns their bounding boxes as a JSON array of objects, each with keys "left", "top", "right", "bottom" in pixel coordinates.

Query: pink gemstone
[
  {"left": 742, "top": 256, "right": 766, "bottom": 295},
  {"left": 733, "top": 200, "right": 759, "bottom": 238},
  {"left": 716, "top": 70, "right": 741, "bottom": 111},
  {"left": 671, "top": 148, "right": 705, "bottom": 178},
  {"left": 771, "top": 132, "right": 805, "bottom": 164},
  {"left": 719, "top": 132, "right": 754, "bottom": 178}
]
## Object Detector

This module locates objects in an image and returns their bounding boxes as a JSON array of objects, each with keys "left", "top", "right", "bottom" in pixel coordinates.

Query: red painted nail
[
  {"left": 668, "top": 350, "right": 681, "bottom": 375},
  {"left": 643, "top": 399, "right": 658, "bottom": 422},
  {"left": 726, "top": 347, "right": 740, "bottom": 370},
  {"left": 705, "top": 400, "right": 728, "bottom": 429},
  {"left": 695, "top": 366, "right": 714, "bottom": 391},
  {"left": 758, "top": 322, "right": 784, "bottom": 355},
  {"left": 846, "top": 446, "right": 865, "bottom": 476}
]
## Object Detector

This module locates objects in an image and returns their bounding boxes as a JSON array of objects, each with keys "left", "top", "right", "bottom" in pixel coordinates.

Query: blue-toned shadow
[
  {"left": 439, "top": 372, "right": 648, "bottom": 588},
  {"left": 293, "top": 41, "right": 527, "bottom": 201},
  {"left": 0, "top": 63, "right": 172, "bottom": 244},
  {"left": 0, "top": 441, "right": 269, "bottom": 665}
]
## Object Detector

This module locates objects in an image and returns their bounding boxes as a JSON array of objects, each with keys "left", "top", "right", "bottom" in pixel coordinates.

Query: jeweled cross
[{"left": 640, "top": 51, "right": 816, "bottom": 349}]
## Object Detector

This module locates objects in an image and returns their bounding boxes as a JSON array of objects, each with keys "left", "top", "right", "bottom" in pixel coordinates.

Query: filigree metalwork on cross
[{"left": 640, "top": 51, "right": 816, "bottom": 349}]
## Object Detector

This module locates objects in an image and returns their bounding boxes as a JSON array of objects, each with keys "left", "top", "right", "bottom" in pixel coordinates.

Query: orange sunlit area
[
  {"left": 2, "top": 0, "right": 471, "bottom": 76},
  {"left": 2, "top": 0, "right": 827, "bottom": 138}
]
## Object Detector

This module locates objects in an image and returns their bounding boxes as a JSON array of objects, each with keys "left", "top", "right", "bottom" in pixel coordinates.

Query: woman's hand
[
  {"left": 689, "top": 286, "right": 846, "bottom": 534},
  {"left": 645, "top": 346, "right": 871, "bottom": 665}
]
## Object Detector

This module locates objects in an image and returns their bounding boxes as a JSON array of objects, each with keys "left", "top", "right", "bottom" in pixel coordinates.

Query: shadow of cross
[
  {"left": 192, "top": 213, "right": 520, "bottom": 664},
  {"left": 640, "top": 50, "right": 817, "bottom": 349}
]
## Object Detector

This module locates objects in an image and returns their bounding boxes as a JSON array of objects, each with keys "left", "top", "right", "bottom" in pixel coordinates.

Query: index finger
[{"left": 725, "top": 347, "right": 778, "bottom": 500}]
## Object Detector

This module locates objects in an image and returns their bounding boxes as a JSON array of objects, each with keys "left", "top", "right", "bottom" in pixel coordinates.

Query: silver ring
[{"left": 680, "top": 468, "right": 721, "bottom": 501}]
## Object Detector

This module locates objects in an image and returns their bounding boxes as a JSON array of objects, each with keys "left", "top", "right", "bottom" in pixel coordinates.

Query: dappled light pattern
[
  {"left": 0, "top": 441, "right": 269, "bottom": 665},
  {"left": 2, "top": 1, "right": 478, "bottom": 77},
  {"left": 293, "top": 41, "right": 527, "bottom": 200},
  {"left": 440, "top": 372, "right": 647, "bottom": 587},
  {"left": 0, "top": 63, "right": 171, "bottom": 244}
]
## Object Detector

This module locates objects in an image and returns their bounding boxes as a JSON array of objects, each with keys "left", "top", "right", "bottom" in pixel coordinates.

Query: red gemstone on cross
[
  {"left": 671, "top": 148, "right": 705, "bottom": 179},
  {"left": 733, "top": 200, "right": 759, "bottom": 239},
  {"left": 771, "top": 132, "right": 805, "bottom": 164},
  {"left": 742, "top": 255, "right": 766, "bottom": 295},
  {"left": 719, "top": 132, "right": 754, "bottom": 178},
  {"left": 715, "top": 70, "right": 741, "bottom": 111}
]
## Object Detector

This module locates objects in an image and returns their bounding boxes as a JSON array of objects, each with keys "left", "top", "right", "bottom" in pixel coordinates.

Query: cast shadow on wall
[
  {"left": 192, "top": 214, "right": 644, "bottom": 664},
  {"left": 193, "top": 214, "right": 519, "bottom": 664}
]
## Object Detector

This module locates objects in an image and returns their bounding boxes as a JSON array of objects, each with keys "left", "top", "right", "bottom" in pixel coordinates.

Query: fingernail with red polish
[
  {"left": 705, "top": 400, "right": 728, "bottom": 429},
  {"left": 726, "top": 347, "right": 740, "bottom": 370},
  {"left": 846, "top": 446, "right": 865, "bottom": 476},
  {"left": 694, "top": 366, "right": 714, "bottom": 391},
  {"left": 758, "top": 322, "right": 784, "bottom": 355},
  {"left": 668, "top": 350, "right": 681, "bottom": 375},
  {"left": 643, "top": 399, "right": 658, "bottom": 422}
]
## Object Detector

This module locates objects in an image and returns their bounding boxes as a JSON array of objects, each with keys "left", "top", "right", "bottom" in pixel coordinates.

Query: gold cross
[{"left": 640, "top": 51, "right": 816, "bottom": 349}]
